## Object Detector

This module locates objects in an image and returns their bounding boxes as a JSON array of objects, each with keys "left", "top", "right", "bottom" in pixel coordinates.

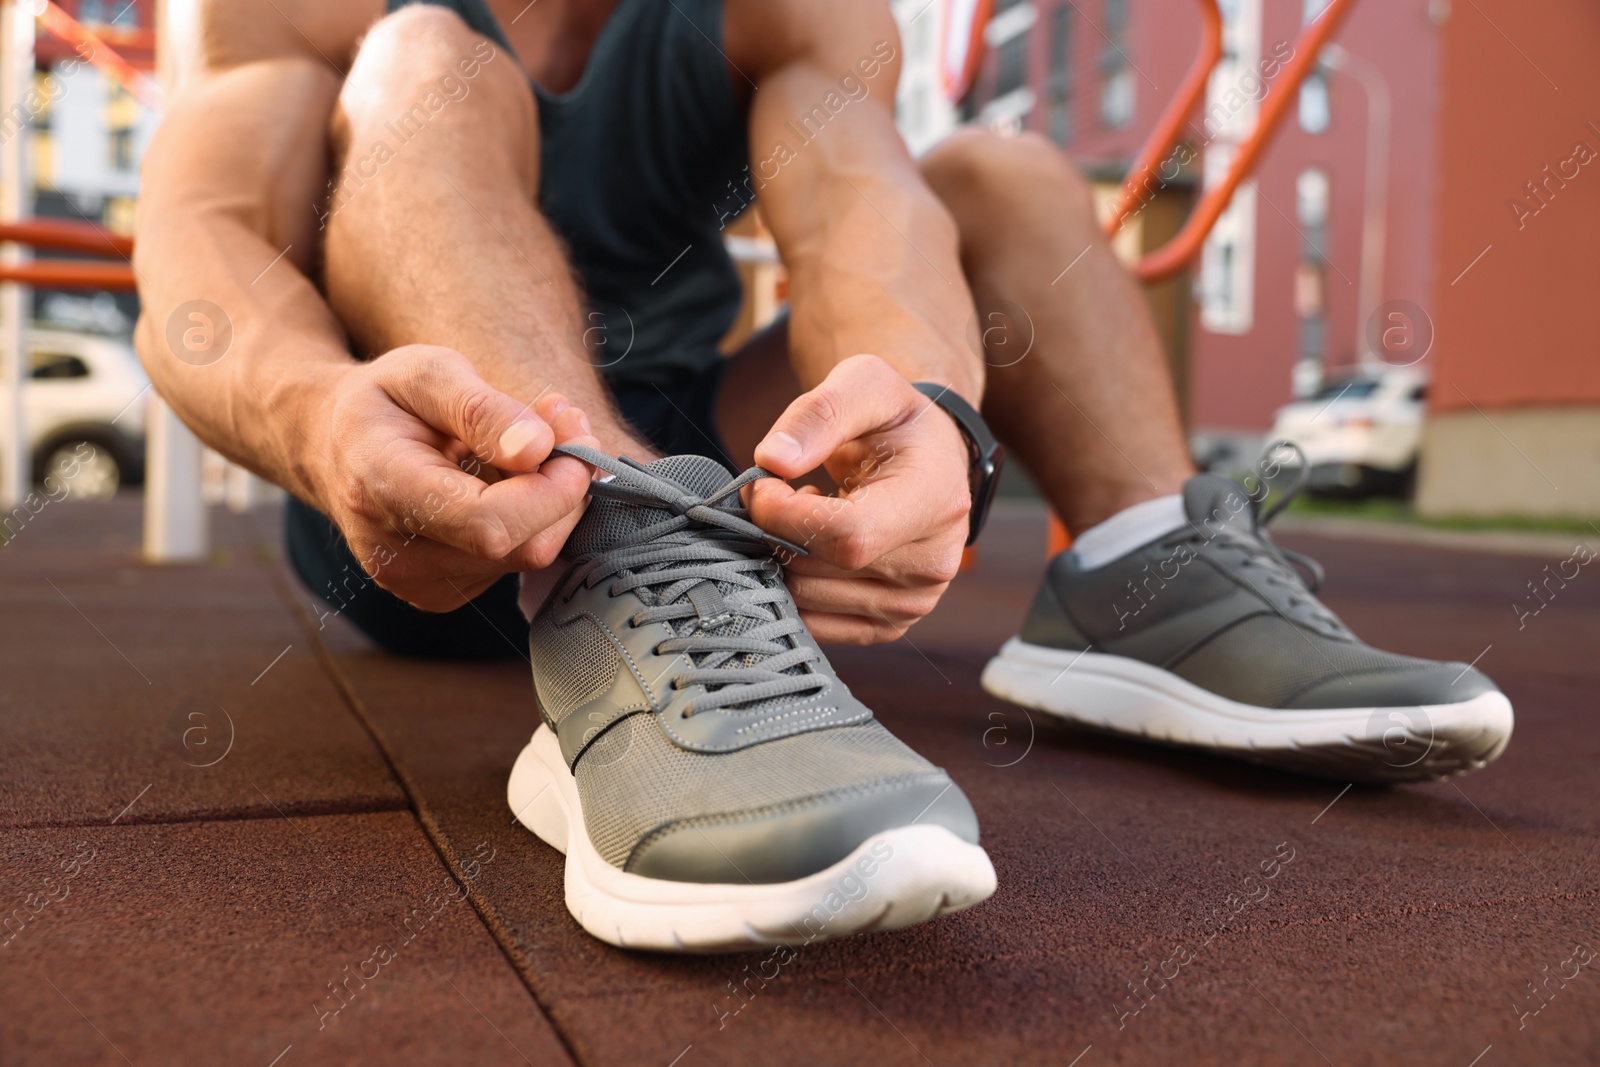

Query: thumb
[
  {"left": 382, "top": 346, "right": 555, "bottom": 472},
  {"left": 753, "top": 354, "right": 914, "bottom": 478}
]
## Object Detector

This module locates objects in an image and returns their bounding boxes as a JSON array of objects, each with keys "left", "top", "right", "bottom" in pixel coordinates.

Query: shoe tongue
[
  {"left": 564, "top": 453, "right": 735, "bottom": 558},
  {"left": 1182, "top": 472, "right": 1260, "bottom": 536}
]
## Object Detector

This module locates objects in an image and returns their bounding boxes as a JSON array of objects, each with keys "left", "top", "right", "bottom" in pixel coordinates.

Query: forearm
[
  {"left": 134, "top": 59, "right": 352, "bottom": 504},
  {"left": 751, "top": 65, "right": 982, "bottom": 405},
  {"left": 784, "top": 170, "right": 982, "bottom": 404}
]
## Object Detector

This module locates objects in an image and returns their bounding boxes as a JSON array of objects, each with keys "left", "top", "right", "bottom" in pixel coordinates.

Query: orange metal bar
[
  {"left": 1111, "top": 0, "right": 1360, "bottom": 283},
  {"left": 0, "top": 261, "right": 137, "bottom": 289},
  {"left": 0, "top": 219, "right": 133, "bottom": 258},
  {"left": 1103, "top": 0, "right": 1224, "bottom": 237},
  {"left": 34, "top": 1, "right": 159, "bottom": 109},
  {"left": 1042, "top": 0, "right": 1361, "bottom": 556}
]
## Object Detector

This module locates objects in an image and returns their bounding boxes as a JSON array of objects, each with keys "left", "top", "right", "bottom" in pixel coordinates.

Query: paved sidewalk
[{"left": 2, "top": 496, "right": 1596, "bottom": 1066}]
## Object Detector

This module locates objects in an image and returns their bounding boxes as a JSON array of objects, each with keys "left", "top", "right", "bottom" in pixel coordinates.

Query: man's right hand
[{"left": 309, "top": 345, "right": 599, "bottom": 612}]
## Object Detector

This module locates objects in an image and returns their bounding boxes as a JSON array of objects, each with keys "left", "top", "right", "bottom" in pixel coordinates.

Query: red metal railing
[
  {"left": 1041, "top": 0, "right": 1361, "bottom": 553},
  {"left": 0, "top": 221, "right": 136, "bottom": 288},
  {"left": 1109, "top": 0, "right": 1361, "bottom": 283},
  {"left": 34, "top": 1, "right": 159, "bottom": 107},
  {"left": 0, "top": 4, "right": 147, "bottom": 289}
]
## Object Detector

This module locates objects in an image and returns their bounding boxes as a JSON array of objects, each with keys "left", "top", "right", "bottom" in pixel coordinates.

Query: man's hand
[
  {"left": 749, "top": 355, "right": 973, "bottom": 644},
  {"left": 310, "top": 344, "right": 599, "bottom": 612}
]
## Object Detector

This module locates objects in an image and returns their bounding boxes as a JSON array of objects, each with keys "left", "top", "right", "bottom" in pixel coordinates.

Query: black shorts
[{"left": 285, "top": 365, "right": 730, "bottom": 660}]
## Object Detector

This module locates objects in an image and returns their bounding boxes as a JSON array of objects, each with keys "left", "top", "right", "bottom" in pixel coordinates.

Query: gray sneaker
[
  {"left": 982, "top": 472, "right": 1512, "bottom": 782},
  {"left": 509, "top": 446, "right": 995, "bottom": 952}
]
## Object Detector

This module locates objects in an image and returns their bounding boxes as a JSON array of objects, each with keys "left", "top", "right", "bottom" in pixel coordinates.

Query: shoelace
[
  {"left": 1162, "top": 442, "right": 1334, "bottom": 624},
  {"left": 552, "top": 445, "right": 831, "bottom": 717}
]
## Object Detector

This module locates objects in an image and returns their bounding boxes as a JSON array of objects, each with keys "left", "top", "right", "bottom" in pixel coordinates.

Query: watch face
[{"left": 966, "top": 449, "right": 1004, "bottom": 545}]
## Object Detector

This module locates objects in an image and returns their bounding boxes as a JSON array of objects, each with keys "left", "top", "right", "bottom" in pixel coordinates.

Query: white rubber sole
[
  {"left": 981, "top": 638, "right": 1513, "bottom": 783},
  {"left": 507, "top": 724, "right": 997, "bottom": 953}
]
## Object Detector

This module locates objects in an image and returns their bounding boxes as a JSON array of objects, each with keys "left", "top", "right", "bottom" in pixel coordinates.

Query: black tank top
[{"left": 389, "top": 0, "right": 749, "bottom": 385}]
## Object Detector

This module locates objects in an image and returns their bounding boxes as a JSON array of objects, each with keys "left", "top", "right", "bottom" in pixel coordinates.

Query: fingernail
[
  {"left": 576, "top": 411, "right": 591, "bottom": 435},
  {"left": 763, "top": 431, "right": 803, "bottom": 462},
  {"left": 547, "top": 394, "right": 569, "bottom": 416},
  {"left": 498, "top": 420, "right": 541, "bottom": 457}
]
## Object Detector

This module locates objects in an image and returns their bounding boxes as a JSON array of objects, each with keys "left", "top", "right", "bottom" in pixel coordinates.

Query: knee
[
  {"left": 338, "top": 6, "right": 527, "bottom": 135},
  {"left": 921, "top": 128, "right": 1094, "bottom": 228}
]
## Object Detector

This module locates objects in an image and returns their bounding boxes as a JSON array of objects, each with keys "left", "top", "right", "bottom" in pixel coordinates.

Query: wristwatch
[{"left": 912, "top": 382, "right": 1005, "bottom": 546}]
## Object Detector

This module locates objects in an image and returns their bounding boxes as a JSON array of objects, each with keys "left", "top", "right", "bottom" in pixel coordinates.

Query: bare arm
[
  {"left": 733, "top": 2, "right": 980, "bottom": 402},
  {"left": 133, "top": 1, "right": 372, "bottom": 499},
  {"left": 134, "top": 0, "right": 593, "bottom": 610},
  {"left": 728, "top": 0, "right": 979, "bottom": 642}
]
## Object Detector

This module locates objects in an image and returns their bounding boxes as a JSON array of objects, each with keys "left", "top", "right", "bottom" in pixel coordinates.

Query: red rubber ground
[{"left": 2, "top": 498, "right": 1595, "bottom": 1066}]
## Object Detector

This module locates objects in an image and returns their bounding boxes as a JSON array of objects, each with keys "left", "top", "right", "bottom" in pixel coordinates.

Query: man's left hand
[{"left": 749, "top": 354, "right": 974, "bottom": 644}]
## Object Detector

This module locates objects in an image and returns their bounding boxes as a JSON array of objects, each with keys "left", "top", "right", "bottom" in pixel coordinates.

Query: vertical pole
[
  {"left": 0, "top": 0, "right": 34, "bottom": 510},
  {"left": 141, "top": 0, "right": 207, "bottom": 560}
]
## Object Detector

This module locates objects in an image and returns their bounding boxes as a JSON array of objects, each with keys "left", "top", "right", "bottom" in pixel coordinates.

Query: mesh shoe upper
[
  {"left": 528, "top": 448, "right": 978, "bottom": 883},
  {"left": 1019, "top": 472, "right": 1501, "bottom": 709}
]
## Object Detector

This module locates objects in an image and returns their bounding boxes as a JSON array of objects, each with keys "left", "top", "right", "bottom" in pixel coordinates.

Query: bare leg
[
  {"left": 719, "top": 130, "right": 1190, "bottom": 532},
  {"left": 920, "top": 128, "right": 1194, "bottom": 533},
  {"left": 323, "top": 5, "right": 652, "bottom": 457}
]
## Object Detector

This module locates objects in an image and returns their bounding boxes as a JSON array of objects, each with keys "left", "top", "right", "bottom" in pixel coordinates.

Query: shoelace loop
[
  {"left": 552, "top": 445, "right": 830, "bottom": 716},
  {"left": 1163, "top": 441, "right": 1335, "bottom": 624}
]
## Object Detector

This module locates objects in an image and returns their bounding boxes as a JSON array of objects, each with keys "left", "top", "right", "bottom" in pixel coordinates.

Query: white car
[
  {"left": 24, "top": 329, "right": 149, "bottom": 500},
  {"left": 1268, "top": 367, "right": 1427, "bottom": 498}
]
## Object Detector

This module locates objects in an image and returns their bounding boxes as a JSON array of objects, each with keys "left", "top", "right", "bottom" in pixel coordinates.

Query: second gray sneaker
[
  {"left": 982, "top": 472, "right": 1512, "bottom": 782},
  {"left": 509, "top": 446, "right": 995, "bottom": 952}
]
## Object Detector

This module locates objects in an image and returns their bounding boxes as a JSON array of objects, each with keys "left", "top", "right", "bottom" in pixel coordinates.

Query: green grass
[{"left": 1283, "top": 494, "right": 1600, "bottom": 537}]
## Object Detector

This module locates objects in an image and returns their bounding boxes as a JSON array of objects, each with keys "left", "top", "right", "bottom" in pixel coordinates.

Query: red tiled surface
[
  {"left": 0, "top": 499, "right": 404, "bottom": 827},
  {"left": 3, "top": 497, "right": 1597, "bottom": 1065}
]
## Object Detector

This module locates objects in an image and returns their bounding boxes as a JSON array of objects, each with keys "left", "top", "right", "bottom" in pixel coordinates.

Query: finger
[
  {"left": 349, "top": 526, "right": 509, "bottom": 588},
  {"left": 750, "top": 465, "right": 966, "bottom": 574},
  {"left": 780, "top": 531, "right": 964, "bottom": 584},
  {"left": 797, "top": 609, "right": 906, "bottom": 646},
  {"left": 368, "top": 438, "right": 592, "bottom": 561},
  {"left": 534, "top": 391, "right": 598, "bottom": 448},
  {"left": 500, "top": 503, "right": 586, "bottom": 571},
  {"left": 783, "top": 572, "right": 942, "bottom": 625},
  {"left": 381, "top": 346, "right": 558, "bottom": 471},
  {"left": 753, "top": 354, "right": 916, "bottom": 478}
]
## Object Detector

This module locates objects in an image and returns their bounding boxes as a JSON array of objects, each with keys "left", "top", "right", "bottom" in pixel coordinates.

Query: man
[{"left": 135, "top": 0, "right": 1511, "bottom": 952}]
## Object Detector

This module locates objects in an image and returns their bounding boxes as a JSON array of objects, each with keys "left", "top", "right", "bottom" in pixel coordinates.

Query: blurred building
[
  {"left": 945, "top": 0, "right": 1597, "bottom": 518},
  {"left": 953, "top": 0, "right": 1440, "bottom": 449},
  {"left": 23, "top": 0, "right": 156, "bottom": 339}
]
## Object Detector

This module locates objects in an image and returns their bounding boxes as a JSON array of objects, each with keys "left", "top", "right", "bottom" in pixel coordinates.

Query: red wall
[
  {"left": 1429, "top": 0, "right": 1600, "bottom": 414},
  {"left": 1185, "top": 0, "right": 1443, "bottom": 431},
  {"left": 978, "top": 0, "right": 1447, "bottom": 433}
]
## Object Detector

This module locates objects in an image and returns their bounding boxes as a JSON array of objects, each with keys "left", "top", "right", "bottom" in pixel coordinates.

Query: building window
[
  {"left": 109, "top": 127, "right": 134, "bottom": 171},
  {"left": 78, "top": 0, "right": 106, "bottom": 25},
  {"left": 1047, "top": 5, "right": 1073, "bottom": 144},
  {"left": 1296, "top": 165, "right": 1330, "bottom": 259},
  {"left": 106, "top": 83, "right": 137, "bottom": 171},
  {"left": 1298, "top": 0, "right": 1332, "bottom": 133},
  {"left": 1299, "top": 73, "right": 1331, "bottom": 133},
  {"left": 995, "top": 33, "right": 1029, "bottom": 98},
  {"left": 979, "top": 0, "right": 1037, "bottom": 130},
  {"left": 1098, "top": 0, "right": 1134, "bottom": 128},
  {"left": 1294, "top": 166, "right": 1330, "bottom": 368},
  {"left": 1198, "top": 144, "right": 1257, "bottom": 334}
]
